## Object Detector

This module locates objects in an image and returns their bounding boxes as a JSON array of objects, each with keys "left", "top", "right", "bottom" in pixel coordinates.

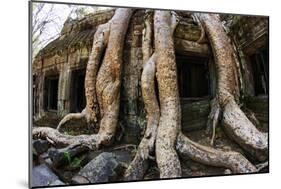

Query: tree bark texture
[
  {"left": 176, "top": 133, "right": 257, "bottom": 173},
  {"left": 57, "top": 21, "right": 110, "bottom": 131},
  {"left": 198, "top": 13, "right": 268, "bottom": 161},
  {"left": 33, "top": 10, "right": 267, "bottom": 181},
  {"left": 33, "top": 8, "right": 133, "bottom": 149},
  {"left": 95, "top": 8, "right": 133, "bottom": 146},
  {"left": 154, "top": 10, "right": 182, "bottom": 178},
  {"left": 124, "top": 11, "right": 160, "bottom": 180},
  {"left": 124, "top": 11, "right": 258, "bottom": 181}
]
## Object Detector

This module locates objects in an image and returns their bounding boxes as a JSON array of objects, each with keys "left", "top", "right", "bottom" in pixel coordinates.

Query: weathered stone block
[
  {"left": 32, "top": 164, "right": 64, "bottom": 187},
  {"left": 175, "top": 38, "right": 210, "bottom": 57},
  {"left": 33, "top": 139, "right": 50, "bottom": 156},
  {"left": 72, "top": 152, "right": 123, "bottom": 184}
]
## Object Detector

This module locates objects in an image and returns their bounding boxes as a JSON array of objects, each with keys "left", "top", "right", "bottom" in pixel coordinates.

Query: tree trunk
[
  {"left": 124, "top": 11, "right": 160, "bottom": 180},
  {"left": 154, "top": 10, "right": 182, "bottom": 178},
  {"left": 33, "top": 10, "right": 266, "bottom": 181},
  {"left": 198, "top": 13, "right": 268, "bottom": 161},
  {"left": 95, "top": 8, "right": 133, "bottom": 146},
  {"left": 57, "top": 21, "right": 110, "bottom": 131},
  {"left": 33, "top": 8, "right": 133, "bottom": 149},
  {"left": 124, "top": 11, "right": 258, "bottom": 181},
  {"left": 176, "top": 133, "right": 257, "bottom": 173}
]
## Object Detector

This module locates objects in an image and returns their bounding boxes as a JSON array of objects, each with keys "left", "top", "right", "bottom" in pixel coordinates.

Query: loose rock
[
  {"left": 72, "top": 152, "right": 123, "bottom": 184},
  {"left": 48, "top": 143, "right": 89, "bottom": 167},
  {"left": 32, "top": 164, "right": 64, "bottom": 187},
  {"left": 33, "top": 139, "right": 50, "bottom": 155}
]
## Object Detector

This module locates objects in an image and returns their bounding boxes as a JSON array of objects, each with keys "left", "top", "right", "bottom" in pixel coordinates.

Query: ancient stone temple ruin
[{"left": 32, "top": 9, "right": 268, "bottom": 145}]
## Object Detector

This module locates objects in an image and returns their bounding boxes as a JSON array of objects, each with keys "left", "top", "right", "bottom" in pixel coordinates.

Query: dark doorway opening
[
  {"left": 70, "top": 69, "right": 86, "bottom": 113},
  {"left": 176, "top": 55, "right": 209, "bottom": 99},
  {"left": 44, "top": 76, "right": 59, "bottom": 111},
  {"left": 250, "top": 47, "right": 269, "bottom": 96},
  {"left": 33, "top": 75, "right": 38, "bottom": 115}
]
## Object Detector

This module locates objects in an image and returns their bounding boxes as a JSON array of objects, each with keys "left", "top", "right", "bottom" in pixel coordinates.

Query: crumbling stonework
[
  {"left": 33, "top": 10, "right": 268, "bottom": 145},
  {"left": 224, "top": 15, "right": 268, "bottom": 97}
]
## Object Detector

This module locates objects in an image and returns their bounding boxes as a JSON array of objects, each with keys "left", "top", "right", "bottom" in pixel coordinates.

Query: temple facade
[{"left": 32, "top": 9, "right": 268, "bottom": 143}]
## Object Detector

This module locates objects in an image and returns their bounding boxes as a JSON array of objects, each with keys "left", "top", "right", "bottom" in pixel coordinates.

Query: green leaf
[{"left": 63, "top": 152, "right": 71, "bottom": 163}]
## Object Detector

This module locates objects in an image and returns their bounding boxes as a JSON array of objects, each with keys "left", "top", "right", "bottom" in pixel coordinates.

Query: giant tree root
[
  {"left": 57, "top": 111, "right": 87, "bottom": 131},
  {"left": 94, "top": 9, "right": 133, "bottom": 147},
  {"left": 124, "top": 10, "right": 182, "bottom": 180},
  {"left": 33, "top": 11, "right": 267, "bottom": 182},
  {"left": 242, "top": 106, "right": 261, "bottom": 129},
  {"left": 57, "top": 23, "right": 111, "bottom": 131},
  {"left": 124, "top": 55, "right": 159, "bottom": 180},
  {"left": 123, "top": 133, "right": 155, "bottom": 181},
  {"left": 207, "top": 98, "right": 268, "bottom": 161},
  {"left": 57, "top": 9, "right": 133, "bottom": 136},
  {"left": 154, "top": 10, "right": 182, "bottom": 178},
  {"left": 124, "top": 11, "right": 159, "bottom": 180},
  {"left": 176, "top": 133, "right": 257, "bottom": 173},
  {"left": 34, "top": 8, "right": 133, "bottom": 149},
  {"left": 198, "top": 13, "right": 268, "bottom": 161},
  {"left": 222, "top": 99, "right": 268, "bottom": 161},
  {"left": 33, "top": 127, "right": 99, "bottom": 149},
  {"left": 124, "top": 10, "right": 260, "bottom": 181}
]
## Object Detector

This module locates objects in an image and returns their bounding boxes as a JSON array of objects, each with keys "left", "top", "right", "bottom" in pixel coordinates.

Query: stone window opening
[
  {"left": 33, "top": 75, "right": 38, "bottom": 115},
  {"left": 44, "top": 75, "right": 59, "bottom": 111},
  {"left": 176, "top": 55, "right": 210, "bottom": 100},
  {"left": 70, "top": 69, "right": 86, "bottom": 113},
  {"left": 250, "top": 46, "right": 269, "bottom": 96}
]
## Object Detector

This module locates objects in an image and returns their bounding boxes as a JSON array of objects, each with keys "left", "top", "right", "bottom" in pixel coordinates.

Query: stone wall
[
  {"left": 33, "top": 9, "right": 212, "bottom": 144},
  {"left": 181, "top": 99, "right": 210, "bottom": 132},
  {"left": 121, "top": 10, "right": 144, "bottom": 143},
  {"left": 227, "top": 16, "right": 268, "bottom": 97},
  {"left": 33, "top": 10, "right": 269, "bottom": 145},
  {"left": 245, "top": 96, "right": 269, "bottom": 132}
]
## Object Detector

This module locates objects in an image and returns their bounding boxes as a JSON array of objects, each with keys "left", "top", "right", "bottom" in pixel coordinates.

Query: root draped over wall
[
  {"left": 197, "top": 13, "right": 268, "bottom": 161},
  {"left": 124, "top": 10, "right": 261, "bottom": 180},
  {"left": 33, "top": 9, "right": 268, "bottom": 182},
  {"left": 33, "top": 8, "right": 134, "bottom": 149}
]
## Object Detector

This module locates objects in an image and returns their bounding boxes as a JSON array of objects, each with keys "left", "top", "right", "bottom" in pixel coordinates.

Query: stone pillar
[
  {"left": 57, "top": 65, "right": 72, "bottom": 117},
  {"left": 239, "top": 49, "right": 255, "bottom": 97},
  {"left": 121, "top": 12, "right": 144, "bottom": 144},
  {"left": 37, "top": 72, "right": 45, "bottom": 119}
]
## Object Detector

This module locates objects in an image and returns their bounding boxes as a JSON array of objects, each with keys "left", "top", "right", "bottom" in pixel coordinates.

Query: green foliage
[
  {"left": 63, "top": 152, "right": 82, "bottom": 168},
  {"left": 70, "top": 157, "right": 83, "bottom": 168},
  {"left": 63, "top": 152, "right": 71, "bottom": 164}
]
